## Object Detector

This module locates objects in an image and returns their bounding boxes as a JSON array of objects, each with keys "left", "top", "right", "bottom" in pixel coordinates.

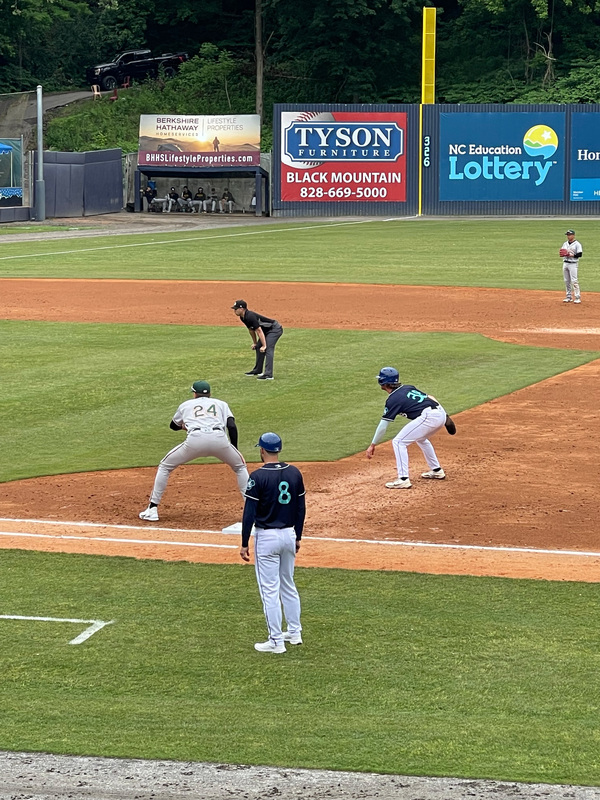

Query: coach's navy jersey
[
  {"left": 242, "top": 462, "right": 306, "bottom": 546},
  {"left": 382, "top": 384, "right": 439, "bottom": 421}
]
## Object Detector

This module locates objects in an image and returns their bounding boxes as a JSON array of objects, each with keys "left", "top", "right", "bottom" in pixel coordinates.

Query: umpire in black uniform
[{"left": 231, "top": 299, "right": 283, "bottom": 380}]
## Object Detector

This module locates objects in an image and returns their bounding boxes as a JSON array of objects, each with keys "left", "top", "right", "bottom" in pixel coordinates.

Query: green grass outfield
[
  {"left": 1, "top": 320, "right": 596, "bottom": 481},
  {"left": 0, "top": 218, "right": 598, "bottom": 290},
  {"left": 0, "top": 550, "right": 599, "bottom": 785}
]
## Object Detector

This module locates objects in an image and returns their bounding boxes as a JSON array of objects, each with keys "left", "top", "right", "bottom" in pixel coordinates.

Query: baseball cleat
[
  {"left": 254, "top": 640, "right": 286, "bottom": 653},
  {"left": 283, "top": 631, "right": 303, "bottom": 645},
  {"left": 421, "top": 468, "right": 446, "bottom": 480},
  {"left": 574, "top": 298, "right": 581, "bottom": 304},
  {"left": 385, "top": 478, "right": 412, "bottom": 489},
  {"left": 245, "top": 371, "right": 260, "bottom": 376},
  {"left": 563, "top": 298, "right": 572, "bottom": 303},
  {"left": 256, "top": 375, "right": 274, "bottom": 380},
  {"left": 139, "top": 506, "right": 159, "bottom": 521}
]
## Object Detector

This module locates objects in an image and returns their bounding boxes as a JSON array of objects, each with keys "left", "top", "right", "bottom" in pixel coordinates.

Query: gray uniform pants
[
  {"left": 252, "top": 324, "right": 283, "bottom": 378},
  {"left": 150, "top": 430, "right": 249, "bottom": 505},
  {"left": 254, "top": 527, "right": 301, "bottom": 645},
  {"left": 563, "top": 260, "right": 580, "bottom": 300}
]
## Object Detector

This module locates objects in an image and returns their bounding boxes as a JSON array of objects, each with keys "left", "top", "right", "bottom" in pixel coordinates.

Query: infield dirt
[{"left": 1, "top": 279, "right": 599, "bottom": 582}]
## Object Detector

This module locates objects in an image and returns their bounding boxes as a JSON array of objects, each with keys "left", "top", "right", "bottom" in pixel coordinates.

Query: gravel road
[{"left": 0, "top": 751, "right": 598, "bottom": 800}]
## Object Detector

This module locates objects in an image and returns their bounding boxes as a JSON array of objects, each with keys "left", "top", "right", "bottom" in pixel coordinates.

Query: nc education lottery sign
[
  {"left": 439, "top": 112, "right": 565, "bottom": 201},
  {"left": 280, "top": 111, "right": 407, "bottom": 202},
  {"left": 138, "top": 114, "right": 260, "bottom": 167}
]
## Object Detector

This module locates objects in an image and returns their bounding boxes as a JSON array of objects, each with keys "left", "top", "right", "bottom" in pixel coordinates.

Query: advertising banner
[
  {"left": 138, "top": 115, "right": 260, "bottom": 167},
  {"left": 570, "top": 113, "right": 600, "bottom": 201},
  {"left": 439, "top": 112, "right": 565, "bottom": 201},
  {"left": 0, "top": 138, "right": 23, "bottom": 206},
  {"left": 280, "top": 110, "right": 407, "bottom": 202}
]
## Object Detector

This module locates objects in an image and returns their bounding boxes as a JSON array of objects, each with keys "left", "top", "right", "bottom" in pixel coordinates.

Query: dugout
[{"left": 134, "top": 165, "right": 270, "bottom": 215}]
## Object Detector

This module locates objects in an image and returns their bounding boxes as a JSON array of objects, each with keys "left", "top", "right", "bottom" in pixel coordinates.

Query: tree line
[{"left": 3, "top": 0, "right": 600, "bottom": 150}]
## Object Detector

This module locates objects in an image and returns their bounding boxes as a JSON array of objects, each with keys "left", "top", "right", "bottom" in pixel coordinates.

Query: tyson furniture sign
[{"left": 276, "top": 106, "right": 415, "bottom": 212}]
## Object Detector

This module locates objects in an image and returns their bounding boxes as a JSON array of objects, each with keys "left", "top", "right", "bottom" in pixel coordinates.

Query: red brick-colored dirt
[{"left": 1, "top": 278, "right": 599, "bottom": 581}]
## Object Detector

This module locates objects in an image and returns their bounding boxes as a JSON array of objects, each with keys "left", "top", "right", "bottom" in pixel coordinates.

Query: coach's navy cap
[
  {"left": 191, "top": 380, "right": 210, "bottom": 394},
  {"left": 565, "top": 229, "right": 575, "bottom": 235},
  {"left": 231, "top": 299, "right": 247, "bottom": 309}
]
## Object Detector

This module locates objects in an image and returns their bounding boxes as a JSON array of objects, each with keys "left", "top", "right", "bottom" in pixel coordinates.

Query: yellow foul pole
[{"left": 418, "top": 7, "right": 436, "bottom": 216}]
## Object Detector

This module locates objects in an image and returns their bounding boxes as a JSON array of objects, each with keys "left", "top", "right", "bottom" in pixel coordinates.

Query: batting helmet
[
  {"left": 257, "top": 432, "right": 282, "bottom": 452},
  {"left": 376, "top": 367, "right": 399, "bottom": 385}
]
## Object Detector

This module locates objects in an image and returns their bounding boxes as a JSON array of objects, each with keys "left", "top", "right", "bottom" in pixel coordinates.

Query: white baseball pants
[
  {"left": 254, "top": 527, "right": 301, "bottom": 646},
  {"left": 563, "top": 262, "right": 580, "bottom": 300},
  {"left": 392, "top": 405, "right": 447, "bottom": 479},
  {"left": 150, "top": 430, "right": 248, "bottom": 505}
]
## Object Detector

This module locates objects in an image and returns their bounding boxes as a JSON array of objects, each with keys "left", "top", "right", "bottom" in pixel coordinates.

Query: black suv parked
[{"left": 86, "top": 49, "right": 189, "bottom": 90}]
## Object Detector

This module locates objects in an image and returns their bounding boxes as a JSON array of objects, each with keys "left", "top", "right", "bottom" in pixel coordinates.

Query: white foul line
[
  {"left": 0, "top": 530, "right": 237, "bottom": 550},
  {"left": 0, "top": 517, "right": 599, "bottom": 559},
  {"left": 0, "top": 516, "right": 222, "bottom": 535},
  {"left": 0, "top": 614, "right": 114, "bottom": 645},
  {"left": 0, "top": 219, "right": 374, "bottom": 262},
  {"left": 311, "top": 536, "right": 600, "bottom": 559}
]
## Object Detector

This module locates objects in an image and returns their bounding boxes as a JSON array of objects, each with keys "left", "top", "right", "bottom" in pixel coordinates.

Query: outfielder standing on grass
[
  {"left": 366, "top": 367, "right": 456, "bottom": 489},
  {"left": 139, "top": 381, "right": 248, "bottom": 521},
  {"left": 240, "top": 432, "right": 305, "bottom": 654},
  {"left": 560, "top": 229, "right": 583, "bottom": 304}
]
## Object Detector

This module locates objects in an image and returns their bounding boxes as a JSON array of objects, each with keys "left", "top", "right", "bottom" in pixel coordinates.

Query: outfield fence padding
[{"left": 273, "top": 103, "right": 600, "bottom": 217}]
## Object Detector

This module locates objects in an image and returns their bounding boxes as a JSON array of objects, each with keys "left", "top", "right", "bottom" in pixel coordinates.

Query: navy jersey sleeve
[{"left": 382, "top": 389, "right": 407, "bottom": 420}]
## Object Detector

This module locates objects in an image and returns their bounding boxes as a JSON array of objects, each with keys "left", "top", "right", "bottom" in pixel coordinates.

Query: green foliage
[
  {"left": 0, "top": 0, "right": 90, "bottom": 91},
  {"left": 6, "top": 0, "right": 600, "bottom": 103},
  {"left": 1, "top": 549, "right": 600, "bottom": 784},
  {"left": 46, "top": 45, "right": 256, "bottom": 152},
  {"left": 263, "top": 0, "right": 424, "bottom": 102}
]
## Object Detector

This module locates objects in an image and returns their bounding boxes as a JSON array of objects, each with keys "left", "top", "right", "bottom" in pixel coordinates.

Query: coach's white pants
[
  {"left": 254, "top": 527, "right": 301, "bottom": 646},
  {"left": 392, "top": 405, "right": 447, "bottom": 479},
  {"left": 563, "top": 262, "right": 580, "bottom": 300},
  {"left": 150, "top": 430, "right": 248, "bottom": 504}
]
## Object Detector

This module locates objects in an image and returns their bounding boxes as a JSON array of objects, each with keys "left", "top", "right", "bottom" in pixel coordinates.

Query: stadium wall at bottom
[{"left": 272, "top": 103, "right": 600, "bottom": 216}]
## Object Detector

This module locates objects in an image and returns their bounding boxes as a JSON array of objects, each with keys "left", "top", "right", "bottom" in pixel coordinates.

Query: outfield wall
[{"left": 272, "top": 103, "right": 600, "bottom": 217}]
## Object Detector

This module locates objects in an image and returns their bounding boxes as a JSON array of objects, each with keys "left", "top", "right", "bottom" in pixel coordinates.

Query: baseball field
[{"left": 1, "top": 217, "right": 600, "bottom": 785}]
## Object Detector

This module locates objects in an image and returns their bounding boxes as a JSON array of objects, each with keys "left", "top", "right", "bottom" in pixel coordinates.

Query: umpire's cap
[
  {"left": 256, "top": 432, "right": 282, "bottom": 452},
  {"left": 191, "top": 380, "right": 211, "bottom": 395},
  {"left": 377, "top": 367, "right": 400, "bottom": 385},
  {"left": 231, "top": 299, "right": 247, "bottom": 309}
]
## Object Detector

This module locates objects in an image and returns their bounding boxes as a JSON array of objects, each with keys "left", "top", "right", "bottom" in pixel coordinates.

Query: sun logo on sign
[{"left": 523, "top": 125, "right": 558, "bottom": 160}]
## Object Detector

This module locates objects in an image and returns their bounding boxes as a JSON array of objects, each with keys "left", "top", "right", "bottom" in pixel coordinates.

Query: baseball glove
[
  {"left": 444, "top": 414, "right": 457, "bottom": 435},
  {"left": 559, "top": 248, "right": 570, "bottom": 257}
]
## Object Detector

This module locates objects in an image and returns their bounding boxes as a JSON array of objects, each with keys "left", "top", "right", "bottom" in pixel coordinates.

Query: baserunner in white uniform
[
  {"left": 139, "top": 380, "right": 249, "bottom": 521},
  {"left": 366, "top": 367, "right": 449, "bottom": 489},
  {"left": 560, "top": 229, "right": 583, "bottom": 304}
]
